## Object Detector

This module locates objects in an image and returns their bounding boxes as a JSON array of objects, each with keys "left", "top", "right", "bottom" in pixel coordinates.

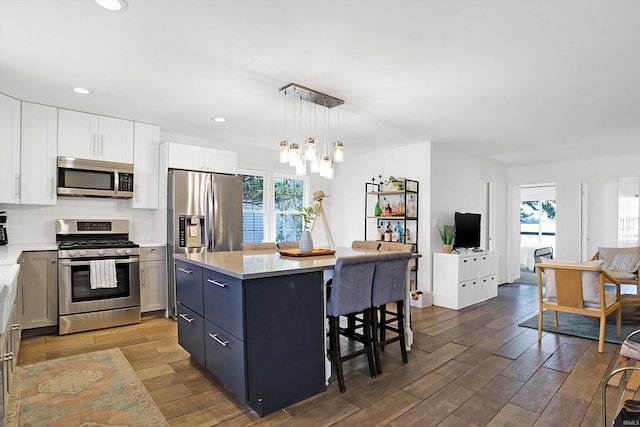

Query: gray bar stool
[
  {"left": 326, "top": 254, "right": 378, "bottom": 393},
  {"left": 241, "top": 242, "right": 277, "bottom": 250},
  {"left": 371, "top": 251, "right": 412, "bottom": 374}
]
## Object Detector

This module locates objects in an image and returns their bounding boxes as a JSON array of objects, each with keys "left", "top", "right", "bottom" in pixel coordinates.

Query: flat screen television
[{"left": 454, "top": 212, "right": 481, "bottom": 250}]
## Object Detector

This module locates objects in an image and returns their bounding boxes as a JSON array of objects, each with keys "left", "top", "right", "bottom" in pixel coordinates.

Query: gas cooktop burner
[{"left": 58, "top": 239, "right": 138, "bottom": 249}]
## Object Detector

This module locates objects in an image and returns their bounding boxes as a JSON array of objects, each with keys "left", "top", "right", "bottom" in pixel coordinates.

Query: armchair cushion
[
  {"left": 611, "top": 252, "right": 640, "bottom": 273},
  {"left": 542, "top": 259, "right": 605, "bottom": 307}
]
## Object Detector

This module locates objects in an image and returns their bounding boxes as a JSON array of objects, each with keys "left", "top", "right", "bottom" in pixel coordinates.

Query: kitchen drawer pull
[
  {"left": 178, "top": 267, "right": 193, "bottom": 274},
  {"left": 209, "top": 333, "right": 229, "bottom": 347},
  {"left": 207, "top": 279, "right": 227, "bottom": 288},
  {"left": 3, "top": 352, "right": 13, "bottom": 362},
  {"left": 178, "top": 313, "right": 194, "bottom": 323}
]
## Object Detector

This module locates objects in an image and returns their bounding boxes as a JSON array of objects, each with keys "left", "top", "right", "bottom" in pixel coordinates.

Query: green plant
[
  {"left": 301, "top": 203, "right": 320, "bottom": 231},
  {"left": 437, "top": 225, "right": 455, "bottom": 245}
]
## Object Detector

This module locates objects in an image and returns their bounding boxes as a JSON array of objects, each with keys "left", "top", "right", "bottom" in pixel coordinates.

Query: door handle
[{"left": 178, "top": 268, "right": 192, "bottom": 274}]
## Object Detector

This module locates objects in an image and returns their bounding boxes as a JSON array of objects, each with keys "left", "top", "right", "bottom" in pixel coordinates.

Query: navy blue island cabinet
[{"left": 174, "top": 256, "right": 326, "bottom": 417}]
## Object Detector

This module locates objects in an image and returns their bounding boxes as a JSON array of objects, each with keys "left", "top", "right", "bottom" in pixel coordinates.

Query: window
[
  {"left": 240, "top": 171, "right": 307, "bottom": 243},
  {"left": 274, "top": 177, "right": 304, "bottom": 242},
  {"left": 520, "top": 199, "right": 556, "bottom": 246},
  {"left": 241, "top": 174, "right": 265, "bottom": 243}
]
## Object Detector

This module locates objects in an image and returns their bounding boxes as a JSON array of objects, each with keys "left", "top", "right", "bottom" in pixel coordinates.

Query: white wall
[
  {"left": 507, "top": 152, "right": 640, "bottom": 280},
  {"left": 430, "top": 143, "right": 509, "bottom": 287},
  {"left": 327, "top": 142, "right": 432, "bottom": 292}
]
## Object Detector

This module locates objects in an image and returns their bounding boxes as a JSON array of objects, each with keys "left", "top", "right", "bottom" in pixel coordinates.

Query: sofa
[{"left": 591, "top": 246, "right": 640, "bottom": 290}]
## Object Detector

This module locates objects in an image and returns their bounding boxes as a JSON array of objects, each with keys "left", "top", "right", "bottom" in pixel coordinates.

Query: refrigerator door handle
[{"left": 205, "top": 176, "right": 213, "bottom": 252}]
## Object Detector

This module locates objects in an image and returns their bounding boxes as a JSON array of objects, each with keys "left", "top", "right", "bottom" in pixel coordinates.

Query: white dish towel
[{"left": 89, "top": 259, "right": 118, "bottom": 289}]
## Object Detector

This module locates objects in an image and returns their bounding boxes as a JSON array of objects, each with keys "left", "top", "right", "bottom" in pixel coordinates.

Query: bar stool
[
  {"left": 352, "top": 240, "right": 380, "bottom": 250},
  {"left": 241, "top": 242, "right": 277, "bottom": 250},
  {"left": 371, "top": 251, "right": 412, "bottom": 374},
  {"left": 377, "top": 243, "right": 415, "bottom": 345},
  {"left": 276, "top": 241, "right": 299, "bottom": 250},
  {"left": 326, "top": 254, "right": 378, "bottom": 393}
]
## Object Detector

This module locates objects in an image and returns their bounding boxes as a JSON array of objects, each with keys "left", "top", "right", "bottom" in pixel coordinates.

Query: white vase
[{"left": 299, "top": 230, "right": 314, "bottom": 253}]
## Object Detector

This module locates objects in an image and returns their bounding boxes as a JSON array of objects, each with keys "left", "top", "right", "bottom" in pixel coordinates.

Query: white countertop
[
  {"left": 0, "top": 243, "right": 58, "bottom": 266},
  {"left": 174, "top": 247, "right": 364, "bottom": 280}
]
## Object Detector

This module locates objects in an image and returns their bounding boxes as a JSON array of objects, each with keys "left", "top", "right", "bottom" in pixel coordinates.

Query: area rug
[
  {"left": 5, "top": 348, "right": 169, "bottom": 427},
  {"left": 519, "top": 310, "right": 638, "bottom": 345}
]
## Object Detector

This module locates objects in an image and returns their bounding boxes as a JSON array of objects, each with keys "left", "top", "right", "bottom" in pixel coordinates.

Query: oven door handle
[{"left": 58, "top": 258, "right": 140, "bottom": 267}]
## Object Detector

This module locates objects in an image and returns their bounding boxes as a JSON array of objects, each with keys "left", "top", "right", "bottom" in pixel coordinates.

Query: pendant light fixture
[{"left": 278, "top": 83, "right": 345, "bottom": 178}]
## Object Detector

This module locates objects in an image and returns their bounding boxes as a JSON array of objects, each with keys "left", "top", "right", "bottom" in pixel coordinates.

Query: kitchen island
[{"left": 174, "top": 247, "right": 415, "bottom": 417}]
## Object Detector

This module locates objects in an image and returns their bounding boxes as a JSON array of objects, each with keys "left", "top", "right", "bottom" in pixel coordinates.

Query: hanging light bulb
[
  {"left": 304, "top": 137, "right": 316, "bottom": 161},
  {"left": 295, "top": 153, "right": 306, "bottom": 176},
  {"left": 288, "top": 143, "right": 300, "bottom": 167},
  {"left": 279, "top": 140, "right": 289, "bottom": 163},
  {"left": 319, "top": 155, "right": 331, "bottom": 178},
  {"left": 310, "top": 153, "right": 320, "bottom": 173},
  {"left": 333, "top": 141, "right": 344, "bottom": 162}
]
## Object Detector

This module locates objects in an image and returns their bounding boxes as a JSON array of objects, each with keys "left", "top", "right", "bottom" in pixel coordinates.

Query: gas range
[{"left": 55, "top": 219, "right": 140, "bottom": 259}]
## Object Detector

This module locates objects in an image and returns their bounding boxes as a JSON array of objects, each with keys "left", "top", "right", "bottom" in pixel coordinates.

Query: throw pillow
[
  {"left": 610, "top": 252, "right": 640, "bottom": 273},
  {"left": 542, "top": 259, "right": 604, "bottom": 306}
]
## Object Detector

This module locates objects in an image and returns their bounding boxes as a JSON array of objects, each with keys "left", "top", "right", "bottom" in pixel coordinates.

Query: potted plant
[
  {"left": 299, "top": 203, "right": 319, "bottom": 253},
  {"left": 437, "top": 224, "right": 455, "bottom": 254}
]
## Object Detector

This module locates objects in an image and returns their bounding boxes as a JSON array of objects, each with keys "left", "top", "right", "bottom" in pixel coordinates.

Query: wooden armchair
[
  {"left": 591, "top": 247, "right": 640, "bottom": 293},
  {"left": 537, "top": 260, "right": 622, "bottom": 353}
]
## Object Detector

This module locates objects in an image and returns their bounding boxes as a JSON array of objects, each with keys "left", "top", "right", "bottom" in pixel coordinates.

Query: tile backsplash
[{"left": 0, "top": 198, "right": 161, "bottom": 245}]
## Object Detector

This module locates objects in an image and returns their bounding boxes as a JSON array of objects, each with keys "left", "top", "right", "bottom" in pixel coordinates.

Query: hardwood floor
[{"left": 17, "top": 283, "right": 629, "bottom": 426}]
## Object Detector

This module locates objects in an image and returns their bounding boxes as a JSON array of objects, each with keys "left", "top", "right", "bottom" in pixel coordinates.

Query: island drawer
[
  {"left": 205, "top": 319, "right": 246, "bottom": 400},
  {"left": 175, "top": 260, "right": 203, "bottom": 315},
  {"left": 203, "top": 269, "right": 244, "bottom": 340},
  {"left": 177, "top": 303, "right": 205, "bottom": 367}
]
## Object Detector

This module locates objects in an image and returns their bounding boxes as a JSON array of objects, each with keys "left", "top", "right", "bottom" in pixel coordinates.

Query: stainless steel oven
[{"left": 56, "top": 219, "right": 141, "bottom": 335}]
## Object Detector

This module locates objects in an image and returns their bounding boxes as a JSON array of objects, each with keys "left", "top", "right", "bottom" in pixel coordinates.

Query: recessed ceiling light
[
  {"left": 95, "top": 0, "right": 128, "bottom": 11},
  {"left": 73, "top": 87, "right": 91, "bottom": 95},
  {"left": 212, "top": 117, "right": 226, "bottom": 123}
]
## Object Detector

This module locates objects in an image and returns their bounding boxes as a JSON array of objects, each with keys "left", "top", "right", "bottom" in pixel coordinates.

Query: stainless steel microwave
[{"left": 57, "top": 157, "right": 134, "bottom": 198}]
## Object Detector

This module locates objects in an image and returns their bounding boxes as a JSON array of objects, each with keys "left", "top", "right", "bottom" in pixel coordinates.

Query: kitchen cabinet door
[
  {"left": 58, "top": 109, "right": 98, "bottom": 159},
  {"left": 19, "top": 251, "right": 58, "bottom": 329},
  {"left": 129, "top": 123, "right": 160, "bottom": 209},
  {"left": 20, "top": 102, "right": 57, "bottom": 205},
  {"left": 203, "top": 147, "right": 237, "bottom": 174},
  {"left": 167, "top": 143, "right": 205, "bottom": 171},
  {"left": 58, "top": 109, "right": 134, "bottom": 163},
  {"left": 98, "top": 115, "right": 134, "bottom": 163},
  {"left": 0, "top": 93, "right": 21, "bottom": 204},
  {"left": 140, "top": 247, "right": 167, "bottom": 313}
]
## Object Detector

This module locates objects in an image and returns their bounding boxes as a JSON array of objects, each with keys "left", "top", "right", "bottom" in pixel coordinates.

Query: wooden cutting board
[{"left": 278, "top": 248, "right": 336, "bottom": 257}]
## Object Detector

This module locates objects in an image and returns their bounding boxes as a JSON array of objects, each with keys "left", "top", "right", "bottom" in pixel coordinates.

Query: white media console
[{"left": 432, "top": 250, "right": 498, "bottom": 310}]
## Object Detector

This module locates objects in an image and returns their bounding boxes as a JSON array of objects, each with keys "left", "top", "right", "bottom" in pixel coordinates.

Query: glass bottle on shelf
[
  {"left": 374, "top": 200, "right": 382, "bottom": 217},
  {"left": 396, "top": 222, "right": 403, "bottom": 243},
  {"left": 407, "top": 195, "right": 416, "bottom": 217},
  {"left": 384, "top": 222, "right": 392, "bottom": 241},
  {"left": 391, "top": 224, "right": 399, "bottom": 242},
  {"left": 377, "top": 224, "right": 384, "bottom": 240},
  {"left": 398, "top": 195, "right": 405, "bottom": 216},
  {"left": 381, "top": 197, "right": 388, "bottom": 216},
  {"left": 385, "top": 201, "right": 392, "bottom": 217}
]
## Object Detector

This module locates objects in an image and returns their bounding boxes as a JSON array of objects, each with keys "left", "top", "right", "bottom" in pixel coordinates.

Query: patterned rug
[
  {"left": 519, "top": 310, "right": 637, "bottom": 345},
  {"left": 5, "top": 348, "right": 168, "bottom": 427}
]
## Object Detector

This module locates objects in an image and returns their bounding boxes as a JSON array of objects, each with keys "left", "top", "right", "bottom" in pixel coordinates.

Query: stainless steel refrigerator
[{"left": 167, "top": 169, "right": 243, "bottom": 318}]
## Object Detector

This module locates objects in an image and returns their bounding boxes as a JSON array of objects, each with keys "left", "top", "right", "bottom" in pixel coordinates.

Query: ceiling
[{"left": 2, "top": 0, "right": 640, "bottom": 167}]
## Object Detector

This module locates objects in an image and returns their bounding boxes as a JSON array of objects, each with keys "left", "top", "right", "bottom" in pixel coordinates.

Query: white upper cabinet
[
  {"left": 0, "top": 94, "right": 21, "bottom": 204},
  {"left": 203, "top": 147, "right": 237, "bottom": 174},
  {"left": 20, "top": 102, "right": 57, "bottom": 205},
  {"left": 167, "top": 142, "right": 237, "bottom": 174},
  {"left": 58, "top": 109, "right": 134, "bottom": 163},
  {"left": 129, "top": 122, "right": 160, "bottom": 209}
]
